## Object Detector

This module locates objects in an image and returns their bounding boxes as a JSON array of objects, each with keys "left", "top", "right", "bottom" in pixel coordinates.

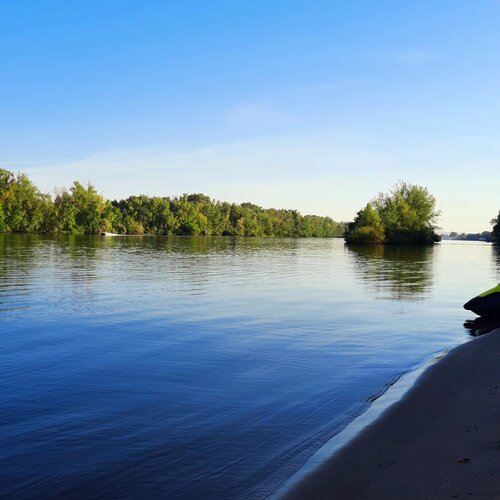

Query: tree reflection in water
[
  {"left": 493, "top": 245, "right": 500, "bottom": 277},
  {"left": 347, "top": 244, "right": 434, "bottom": 301},
  {"left": 0, "top": 234, "right": 44, "bottom": 317}
]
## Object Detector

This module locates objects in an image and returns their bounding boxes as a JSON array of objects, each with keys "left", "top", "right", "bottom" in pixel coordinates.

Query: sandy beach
[{"left": 283, "top": 327, "right": 500, "bottom": 500}]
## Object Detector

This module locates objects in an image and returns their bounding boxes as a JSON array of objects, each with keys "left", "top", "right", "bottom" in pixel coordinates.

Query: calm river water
[{"left": 1, "top": 235, "right": 499, "bottom": 499}]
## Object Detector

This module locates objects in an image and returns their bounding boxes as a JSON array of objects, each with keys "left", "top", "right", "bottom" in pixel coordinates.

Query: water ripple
[{"left": 0, "top": 235, "right": 496, "bottom": 498}]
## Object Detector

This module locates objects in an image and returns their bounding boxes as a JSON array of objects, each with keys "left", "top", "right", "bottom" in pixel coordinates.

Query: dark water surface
[{"left": 1, "top": 235, "right": 498, "bottom": 499}]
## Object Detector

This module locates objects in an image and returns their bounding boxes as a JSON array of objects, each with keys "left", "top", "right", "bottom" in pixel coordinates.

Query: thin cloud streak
[
  {"left": 0, "top": 158, "right": 82, "bottom": 167},
  {"left": 224, "top": 103, "right": 293, "bottom": 125},
  {"left": 19, "top": 130, "right": 498, "bottom": 232},
  {"left": 377, "top": 48, "right": 438, "bottom": 64}
]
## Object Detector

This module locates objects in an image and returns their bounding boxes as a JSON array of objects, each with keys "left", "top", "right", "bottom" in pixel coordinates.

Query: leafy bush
[{"left": 345, "top": 182, "right": 441, "bottom": 245}]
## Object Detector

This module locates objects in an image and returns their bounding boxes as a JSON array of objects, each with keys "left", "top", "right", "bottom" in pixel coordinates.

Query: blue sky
[{"left": 1, "top": 0, "right": 499, "bottom": 232}]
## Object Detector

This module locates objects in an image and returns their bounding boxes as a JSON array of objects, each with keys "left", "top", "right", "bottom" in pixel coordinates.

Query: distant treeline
[
  {"left": 492, "top": 212, "right": 500, "bottom": 244},
  {"left": 0, "top": 168, "right": 344, "bottom": 237},
  {"left": 444, "top": 212, "right": 500, "bottom": 244},
  {"left": 442, "top": 231, "right": 492, "bottom": 242}
]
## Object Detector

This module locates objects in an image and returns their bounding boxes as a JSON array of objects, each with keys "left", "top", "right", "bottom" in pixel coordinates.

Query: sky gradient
[{"left": 1, "top": 0, "right": 499, "bottom": 232}]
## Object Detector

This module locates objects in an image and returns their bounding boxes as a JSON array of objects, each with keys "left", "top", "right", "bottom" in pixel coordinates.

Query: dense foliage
[
  {"left": 345, "top": 182, "right": 441, "bottom": 245},
  {"left": 491, "top": 211, "right": 500, "bottom": 244},
  {"left": 0, "top": 168, "right": 344, "bottom": 237}
]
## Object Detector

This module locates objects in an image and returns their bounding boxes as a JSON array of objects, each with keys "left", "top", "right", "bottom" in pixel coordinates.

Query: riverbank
[{"left": 282, "top": 326, "right": 500, "bottom": 499}]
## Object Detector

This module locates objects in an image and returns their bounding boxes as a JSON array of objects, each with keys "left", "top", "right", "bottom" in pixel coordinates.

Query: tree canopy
[
  {"left": 345, "top": 182, "right": 441, "bottom": 245},
  {"left": 0, "top": 168, "right": 345, "bottom": 237},
  {"left": 491, "top": 211, "right": 500, "bottom": 245}
]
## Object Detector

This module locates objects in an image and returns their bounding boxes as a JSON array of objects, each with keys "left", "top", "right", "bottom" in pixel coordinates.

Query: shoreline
[
  {"left": 280, "top": 326, "right": 500, "bottom": 499},
  {"left": 273, "top": 349, "right": 450, "bottom": 498}
]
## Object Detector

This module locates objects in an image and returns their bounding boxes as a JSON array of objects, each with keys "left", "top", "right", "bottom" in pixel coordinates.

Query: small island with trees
[{"left": 345, "top": 182, "right": 442, "bottom": 245}]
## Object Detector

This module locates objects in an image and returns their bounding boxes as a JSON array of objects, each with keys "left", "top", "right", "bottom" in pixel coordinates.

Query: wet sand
[{"left": 283, "top": 327, "right": 500, "bottom": 499}]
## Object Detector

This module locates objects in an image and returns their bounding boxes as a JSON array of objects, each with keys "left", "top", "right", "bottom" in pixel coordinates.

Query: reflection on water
[
  {"left": 463, "top": 316, "right": 500, "bottom": 337},
  {"left": 0, "top": 234, "right": 42, "bottom": 316},
  {"left": 0, "top": 235, "right": 496, "bottom": 499},
  {"left": 493, "top": 245, "right": 500, "bottom": 276},
  {"left": 348, "top": 244, "right": 434, "bottom": 301}
]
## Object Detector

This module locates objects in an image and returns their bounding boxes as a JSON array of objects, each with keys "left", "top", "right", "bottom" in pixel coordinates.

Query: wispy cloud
[
  {"left": 0, "top": 158, "right": 81, "bottom": 167},
  {"left": 20, "top": 131, "right": 393, "bottom": 217},
  {"left": 224, "top": 103, "right": 292, "bottom": 125},
  {"left": 378, "top": 49, "right": 437, "bottom": 64},
  {"left": 17, "top": 130, "right": 499, "bottom": 232}
]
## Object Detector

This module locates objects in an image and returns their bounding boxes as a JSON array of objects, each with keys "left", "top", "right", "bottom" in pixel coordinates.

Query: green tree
[
  {"left": 0, "top": 169, "right": 15, "bottom": 201},
  {"left": 0, "top": 204, "right": 5, "bottom": 232},
  {"left": 53, "top": 189, "right": 78, "bottom": 232},
  {"left": 71, "top": 181, "right": 108, "bottom": 233},
  {"left": 346, "top": 182, "right": 440, "bottom": 245},
  {"left": 373, "top": 182, "right": 440, "bottom": 235},
  {"left": 491, "top": 211, "right": 500, "bottom": 244},
  {"left": 171, "top": 195, "right": 201, "bottom": 235},
  {"left": 345, "top": 203, "right": 385, "bottom": 244},
  {"left": 52, "top": 181, "right": 109, "bottom": 234},
  {"left": 0, "top": 168, "right": 13, "bottom": 232},
  {"left": 2, "top": 172, "right": 49, "bottom": 232},
  {"left": 101, "top": 201, "right": 124, "bottom": 233}
]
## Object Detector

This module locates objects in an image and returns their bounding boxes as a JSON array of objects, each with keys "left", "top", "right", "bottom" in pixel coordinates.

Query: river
[{"left": 1, "top": 235, "right": 498, "bottom": 498}]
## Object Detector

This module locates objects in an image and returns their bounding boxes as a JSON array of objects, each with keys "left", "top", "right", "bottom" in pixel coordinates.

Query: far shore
[{"left": 281, "top": 326, "right": 500, "bottom": 499}]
